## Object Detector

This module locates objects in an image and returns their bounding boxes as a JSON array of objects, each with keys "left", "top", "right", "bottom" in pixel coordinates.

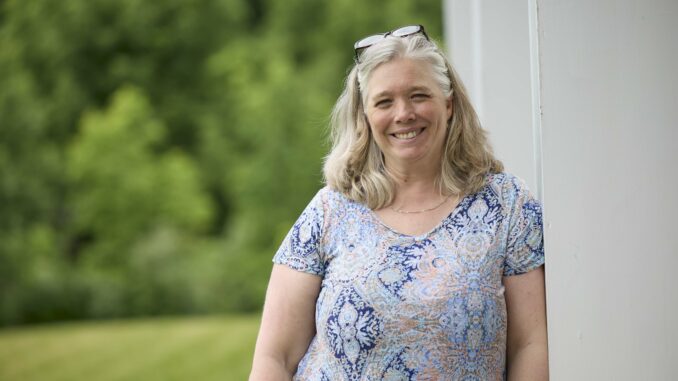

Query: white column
[
  {"left": 444, "top": 0, "right": 678, "bottom": 379},
  {"left": 538, "top": 0, "right": 678, "bottom": 379},
  {"left": 444, "top": 0, "right": 541, "bottom": 197}
]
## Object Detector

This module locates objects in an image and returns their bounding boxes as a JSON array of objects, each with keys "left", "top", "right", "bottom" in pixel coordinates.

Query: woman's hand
[
  {"left": 249, "top": 265, "right": 321, "bottom": 381},
  {"left": 504, "top": 265, "right": 549, "bottom": 380}
]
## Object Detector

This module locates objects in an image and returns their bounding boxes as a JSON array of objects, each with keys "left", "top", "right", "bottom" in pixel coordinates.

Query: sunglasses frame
[{"left": 353, "top": 24, "right": 429, "bottom": 63}]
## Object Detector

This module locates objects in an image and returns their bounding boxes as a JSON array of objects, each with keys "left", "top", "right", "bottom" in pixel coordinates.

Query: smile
[{"left": 392, "top": 128, "right": 425, "bottom": 140}]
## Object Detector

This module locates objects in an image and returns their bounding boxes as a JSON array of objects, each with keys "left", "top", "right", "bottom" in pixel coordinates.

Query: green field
[{"left": 0, "top": 315, "right": 260, "bottom": 381}]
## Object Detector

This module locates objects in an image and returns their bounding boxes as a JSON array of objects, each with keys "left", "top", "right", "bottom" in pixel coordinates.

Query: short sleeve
[
  {"left": 272, "top": 189, "right": 326, "bottom": 276},
  {"left": 503, "top": 177, "right": 545, "bottom": 276}
]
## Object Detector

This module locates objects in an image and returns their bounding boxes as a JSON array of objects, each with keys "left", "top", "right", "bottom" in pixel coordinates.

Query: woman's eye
[
  {"left": 375, "top": 99, "right": 392, "bottom": 108},
  {"left": 412, "top": 93, "right": 430, "bottom": 100}
]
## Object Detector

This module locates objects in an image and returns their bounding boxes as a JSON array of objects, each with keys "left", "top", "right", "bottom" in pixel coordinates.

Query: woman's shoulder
[
  {"left": 485, "top": 171, "right": 528, "bottom": 188},
  {"left": 317, "top": 185, "right": 365, "bottom": 209},
  {"left": 305, "top": 186, "right": 367, "bottom": 222},
  {"left": 483, "top": 172, "right": 538, "bottom": 204}
]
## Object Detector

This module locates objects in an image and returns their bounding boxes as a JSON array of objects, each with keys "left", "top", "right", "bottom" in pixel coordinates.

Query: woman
[{"left": 249, "top": 25, "right": 548, "bottom": 380}]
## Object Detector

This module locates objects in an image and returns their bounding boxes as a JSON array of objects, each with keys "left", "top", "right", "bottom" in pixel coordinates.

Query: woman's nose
[{"left": 394, "top": 100, "right": 415, "bottom": 123}]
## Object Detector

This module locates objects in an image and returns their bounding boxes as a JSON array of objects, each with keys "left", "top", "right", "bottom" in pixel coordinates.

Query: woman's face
[{"left": 364, "top": 58, "right": 452, "bottom": 171}]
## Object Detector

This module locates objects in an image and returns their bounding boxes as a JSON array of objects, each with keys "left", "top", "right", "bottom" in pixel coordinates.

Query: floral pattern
[{"left": 274, "top": 173, "right": 544, "bottom": 380}]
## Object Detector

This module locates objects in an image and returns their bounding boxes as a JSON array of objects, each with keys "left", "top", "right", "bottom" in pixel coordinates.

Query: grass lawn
[{"left": 0, "top": 314, "right": 260, "bottom": 381}]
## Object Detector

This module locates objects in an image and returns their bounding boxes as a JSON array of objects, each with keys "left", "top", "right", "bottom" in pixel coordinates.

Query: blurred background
[
  {"left": 4, "top": 0, "right": 677, "bottom": 380},
  {"left": 0, "top": 0, "right": 443, "bottom": 379}
]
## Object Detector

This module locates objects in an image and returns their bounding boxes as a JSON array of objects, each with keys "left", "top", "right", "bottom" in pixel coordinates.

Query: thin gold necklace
[{"left": 390, "top": 195, "right": 451, "bottom": 214}]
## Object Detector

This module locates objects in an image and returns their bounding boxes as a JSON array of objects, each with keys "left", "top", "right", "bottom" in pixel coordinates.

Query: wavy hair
[{"left": 323, "top": 34, "right": 503, "bottom": 209}]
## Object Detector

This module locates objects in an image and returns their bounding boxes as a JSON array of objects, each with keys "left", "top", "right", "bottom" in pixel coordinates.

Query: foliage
[
  {"left": 0, "top": 0, "right": 443, "bottom": 325},
  {"left": 68, "top": 86, "right": 212, "bottom": 266}
]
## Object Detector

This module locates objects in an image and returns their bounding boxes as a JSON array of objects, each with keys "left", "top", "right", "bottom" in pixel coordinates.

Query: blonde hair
[{"left": 323, "top": 34, "right": 503, "bottom": 209}]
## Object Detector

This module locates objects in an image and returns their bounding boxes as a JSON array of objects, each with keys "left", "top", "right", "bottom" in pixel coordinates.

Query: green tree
[
  {"left": 0, "top": 0, "right": 443, "bottom": 325},
  {"left": 68, "top": 85, "right": 212, "bottom": 265}
]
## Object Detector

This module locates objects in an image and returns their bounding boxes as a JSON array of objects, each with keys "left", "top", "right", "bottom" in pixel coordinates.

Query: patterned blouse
[{"left": 273, "top": 173, "right": 544, "bottom": 380}]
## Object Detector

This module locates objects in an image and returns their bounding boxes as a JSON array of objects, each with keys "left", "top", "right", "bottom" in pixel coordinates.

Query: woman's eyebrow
[
  {"left": 371, "top": 86, "right": 432, "bottom": 100},
  {"left": 371, "top": 90, "right": 392, "bottom": 100}
]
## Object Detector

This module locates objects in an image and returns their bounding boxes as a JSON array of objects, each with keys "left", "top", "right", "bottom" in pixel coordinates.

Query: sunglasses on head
[{"left": 353, "top": 24, "right": 429, "bottom": 63}]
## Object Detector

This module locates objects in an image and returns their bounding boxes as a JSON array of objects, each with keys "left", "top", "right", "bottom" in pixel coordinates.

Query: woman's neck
[
  {"left": 385, "top": 157, "right": 439, "bottom": 185},
  {"left": 385, "top": 162, "right": 447, "bottom": 208}
]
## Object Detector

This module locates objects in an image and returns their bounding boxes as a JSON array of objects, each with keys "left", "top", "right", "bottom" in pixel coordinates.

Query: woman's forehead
[{"left": 365, "top": 58, "right": 439, "bottom": 97}]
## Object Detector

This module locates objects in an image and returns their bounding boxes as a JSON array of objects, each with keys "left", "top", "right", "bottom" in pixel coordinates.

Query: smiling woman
[
  {"left": 249, "top": 26, "right": 548, "bottom": 381},
  {"left": 364, "top": 58, "right": 452, "bottom": 174}
]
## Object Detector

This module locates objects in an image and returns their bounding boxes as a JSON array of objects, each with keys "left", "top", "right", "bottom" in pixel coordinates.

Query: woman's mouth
[{"left": 392, "top": 128, "right": 425, "bottom": 140}]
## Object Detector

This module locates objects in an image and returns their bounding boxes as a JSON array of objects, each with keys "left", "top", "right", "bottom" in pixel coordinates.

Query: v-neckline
[{"left": 364, "top": 192, "right": 473, "bottom": 240}]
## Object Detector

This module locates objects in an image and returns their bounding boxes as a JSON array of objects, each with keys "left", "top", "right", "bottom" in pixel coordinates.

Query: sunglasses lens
[
  {"left": 392, "top": 25, "right": 421, "bottom": 37},
  {"left": 354, "top": 34, "right": 385, "bottom": 50}
]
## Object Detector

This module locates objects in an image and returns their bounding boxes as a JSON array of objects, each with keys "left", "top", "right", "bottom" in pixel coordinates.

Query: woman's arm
[
  {"left": 249, "top": 264, "right": 322, "bottom": 381},
  {"left": 504, "top": 265, "right": 549, "bottom": 380}
]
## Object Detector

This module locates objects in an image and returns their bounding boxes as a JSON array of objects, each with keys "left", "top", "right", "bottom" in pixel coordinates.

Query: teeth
[{"left": 394, "top": 130, "right": 419, "bottom": 139}]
